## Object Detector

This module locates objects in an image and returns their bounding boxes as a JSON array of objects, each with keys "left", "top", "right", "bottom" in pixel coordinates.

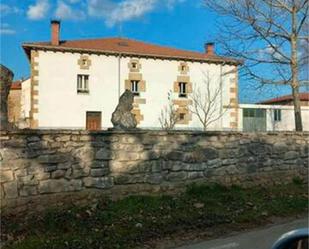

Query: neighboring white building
[
  {"left": 22, "top": 20, "right": 241, "bottom": 130},
  {"left": 20, "top": 78, "right": 31, "bottom": 128},
  {"left": 238, "top": 93, "right": 309, "bottom": 132}
]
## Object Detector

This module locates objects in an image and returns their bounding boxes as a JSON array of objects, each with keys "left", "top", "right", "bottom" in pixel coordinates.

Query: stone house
[
  {"left": 8, "top": 80, "right": 22, "bottom": 126},
  {"left": 7, "top": 78, "right": 31, "bottom": 128},
  {"left": 22, "top": 20, "right": 241, "bottom": 130}
]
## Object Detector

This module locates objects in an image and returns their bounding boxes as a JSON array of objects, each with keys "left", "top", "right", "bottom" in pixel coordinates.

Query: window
[
  {"left": 179, "top": 82, "right": 187, "bottom": 98},
  {"left": 274, "top": 109, "right": 281, "bottom": 122},
  {"left": 179, "top": 113, "right": 185, "bottom": 120},
  {"left": 77, "top": 74, "right": 89, "bottom": 93},
  {"left": 82, "top": 59, "right": 87, "bottom": 66},
  {"left": 132, "top": 62, "right": 137, "bottom": 69},
  {"left": 131, "top": 80, "right": 140, "bottom": 96},
  {"left": 243, "top": 108, "right": 266, "bottom": 118}
]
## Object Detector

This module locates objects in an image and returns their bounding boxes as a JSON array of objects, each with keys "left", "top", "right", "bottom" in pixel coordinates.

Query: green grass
[{"left": 2, "top": 182, "right": 308, "bottom": 249}]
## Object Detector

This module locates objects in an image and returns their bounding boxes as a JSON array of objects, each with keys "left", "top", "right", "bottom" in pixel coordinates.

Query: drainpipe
[
  {"left": 118, "top": 53, "right": 121, "bottom": 98},
  {"left": 220, "top": 63, "right": 224, "bottom": 130}
]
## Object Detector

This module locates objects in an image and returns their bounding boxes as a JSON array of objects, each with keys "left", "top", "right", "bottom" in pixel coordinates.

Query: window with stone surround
[
  {"left": 132, "top": 62, "right": 137, "bottom": 69},
  {"left": 179, "top": 82, "right": 187, "bottom": 98},
  {"left": 131, "top": 80, "right": 140, "bottom": 96},
  {"left": 77, "top": 74, "right": 89, "bottom": 94}
]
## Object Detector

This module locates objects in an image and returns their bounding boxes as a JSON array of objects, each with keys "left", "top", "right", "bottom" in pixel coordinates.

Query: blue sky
[{"left": 0, "top": 0, "right": 303, "bottom": 103}]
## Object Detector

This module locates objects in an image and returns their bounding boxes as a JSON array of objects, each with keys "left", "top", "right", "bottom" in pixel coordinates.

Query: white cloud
[
  {"left": 55, "top": 1, "right": 86, "bottom": 20},
  {"left": 0, "top": 23, "right": 16, "bottom": 35},
  {"left": 0, "top": 4, "right": 21, "bottom": 15},
  {"left": 27, "top": 0, "right": 50, "bottom": 20},
  {"left": 0, "top": 29, "right": 16, "bottom": 35},
  {"left": 88, "top": 0, "right": 186, "bottom": 27},
  {"left": 107, "top": 0, "right": 156, "bottom": 27}
]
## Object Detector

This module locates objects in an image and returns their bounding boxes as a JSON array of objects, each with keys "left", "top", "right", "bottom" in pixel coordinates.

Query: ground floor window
[{"left": 274, "top": 109, "right": 282, "bottom": 122}]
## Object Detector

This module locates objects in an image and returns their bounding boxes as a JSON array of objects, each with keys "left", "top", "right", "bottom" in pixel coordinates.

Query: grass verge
[{"left": 1, "top": 181, "right": 308, "bottom": 249}]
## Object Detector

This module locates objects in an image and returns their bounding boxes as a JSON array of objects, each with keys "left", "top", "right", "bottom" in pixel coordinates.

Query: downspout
[
  {"left": 118, "top": 53, "right": 121, "bottom": 98},
  {"left": 220, "top": 63, "right": 224, "bottom": 130}
]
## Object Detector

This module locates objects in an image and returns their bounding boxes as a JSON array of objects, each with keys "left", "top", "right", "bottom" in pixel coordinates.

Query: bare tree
[
  {"left": 159, "top": 91, "right": 179, "bottom": 130},
  {"left": 190, "top": 72, "right": 228, "bottom": 131},
  {"left": 205, "top": 0, "right": 308, "bottom": 131}
]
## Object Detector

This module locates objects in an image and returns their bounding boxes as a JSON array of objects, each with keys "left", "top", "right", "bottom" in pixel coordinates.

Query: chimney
[
  {"left": 51, "top": 20, "right": 60, "bottom": 46},
  {"left": 205, "top": 42, "right": 215, "bottom": 55}
]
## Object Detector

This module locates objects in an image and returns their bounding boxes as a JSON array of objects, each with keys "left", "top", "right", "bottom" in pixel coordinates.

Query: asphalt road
[{"left": 174, "top": 218, "right": 308, "bottom": 249}]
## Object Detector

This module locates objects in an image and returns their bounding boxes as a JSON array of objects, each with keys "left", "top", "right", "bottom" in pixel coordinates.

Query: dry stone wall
[{"left": 1, "top": 130, "right": 308, "bottom": 214}]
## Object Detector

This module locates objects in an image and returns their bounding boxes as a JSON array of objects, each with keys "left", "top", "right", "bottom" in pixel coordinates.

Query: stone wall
[{"left": 1, "top": 130, "right": 308, "bottom": 214}]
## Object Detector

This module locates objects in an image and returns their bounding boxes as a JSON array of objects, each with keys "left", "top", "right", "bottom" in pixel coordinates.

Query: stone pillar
[{"left": 0, "top": 64, "right": 14, "bottom": 130}]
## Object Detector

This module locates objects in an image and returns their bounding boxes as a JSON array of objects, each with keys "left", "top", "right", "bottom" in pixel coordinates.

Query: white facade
[
  {"left": 33, "top": 50, "right": 237, "bottom": 130},
  {"left": 20, "top": 78, "right": 31, "bottom": 121},
  {"left": 238, "top": 104, "right": 309, "bottom": 131}
]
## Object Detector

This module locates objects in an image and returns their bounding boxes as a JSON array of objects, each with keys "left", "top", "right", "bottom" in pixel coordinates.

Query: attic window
[
  {"left": 132, "top": 62, "right": 137, "bottom": 69},
  {"left": 78, "top": 55, "right": 91, "bottom": 70},
  {"left": 179, "top": 62, "right": 189, "bottom": 74}
]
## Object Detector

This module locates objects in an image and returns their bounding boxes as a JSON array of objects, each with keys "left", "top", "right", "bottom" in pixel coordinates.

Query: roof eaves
[{"left": 22, "top": 43, "right": 243, "bottom": 65}]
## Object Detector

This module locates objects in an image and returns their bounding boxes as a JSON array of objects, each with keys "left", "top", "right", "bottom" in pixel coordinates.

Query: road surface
[{"left": 174, "top": 218, "right": 308, "bottom": 249}]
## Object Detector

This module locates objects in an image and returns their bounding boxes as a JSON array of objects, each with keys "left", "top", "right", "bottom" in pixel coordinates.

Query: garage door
[{"left": 243, "top": 108, "right": 266, "bottom": 132}]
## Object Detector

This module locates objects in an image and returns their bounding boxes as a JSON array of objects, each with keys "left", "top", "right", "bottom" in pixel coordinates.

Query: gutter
[{"left": 22, "top": 43, "right": 243, "bottom": 66}]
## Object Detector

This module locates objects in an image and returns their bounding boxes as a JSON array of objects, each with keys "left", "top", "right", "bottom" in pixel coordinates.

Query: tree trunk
[
  {"left": 291, "top": 84, "right": 303, "bottom": 131},
  {"left": 291, "top": 6, "right": 303, "bottom": 132}
]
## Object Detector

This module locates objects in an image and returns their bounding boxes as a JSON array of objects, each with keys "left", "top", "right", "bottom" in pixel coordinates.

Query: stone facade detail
[
  {"left": 178, "top": 62, "right": 189, "bottom": 74},
  {"left": 30, "top": 50, "right": 39, "bottom": 128},
  {"left": 77, "top": 55, "right": 92, "bottom": 70},
  {"left": 125, "top": 62, "right": 146, "bottom": 125},
  {"left": 173, "top": 67, "right": 193, "bottom": 125},
  {"left": 1, "top": 130, "right": 308, "bottom": 214},
  {"left": 128, "top": 58, "right": 142, "bottom": 73},
  {"left": 229, "top": 67, "right": 239, "bottom": 130}
]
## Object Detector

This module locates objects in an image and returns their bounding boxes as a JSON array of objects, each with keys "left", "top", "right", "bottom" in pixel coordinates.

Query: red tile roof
[
  {"left": 23, "top": 37, "right": 242, "bottom": 65},
  {"left": 10, "top": 81, "right": 22, "bottom": 90},
  {"left": 10, "top": 78, "right": 29, "bottom": 90},
  {"left": 259, "top": 92, "right": 309, "bottom": 104}
]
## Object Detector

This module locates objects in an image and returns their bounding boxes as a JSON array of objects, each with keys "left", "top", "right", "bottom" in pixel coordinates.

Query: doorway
[{"left": 86, "top": 111, "right": 101, "bottom": 130}]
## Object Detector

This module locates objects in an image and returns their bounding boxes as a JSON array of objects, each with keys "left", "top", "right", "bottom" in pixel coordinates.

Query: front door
[{"left": 86, "top": 111, "right": 101, "bottom": 130}]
